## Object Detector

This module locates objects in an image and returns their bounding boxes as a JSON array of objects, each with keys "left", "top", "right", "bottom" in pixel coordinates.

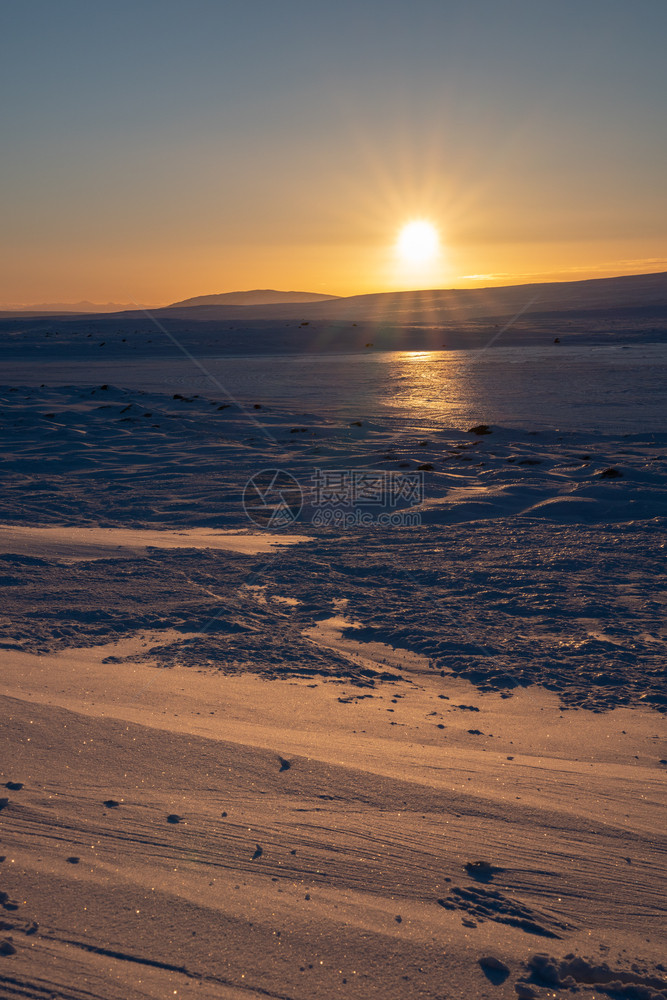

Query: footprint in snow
[
  {"left": 479, "top": 956, "right": 510, "bottom": 985},
  {"left": 465, "top": 860, "right": 504, "bottom": 882}
]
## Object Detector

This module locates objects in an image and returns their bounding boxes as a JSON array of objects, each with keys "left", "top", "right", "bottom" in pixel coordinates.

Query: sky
[{"left": 2, "top": 0, "right": 666, "bottom": 305}]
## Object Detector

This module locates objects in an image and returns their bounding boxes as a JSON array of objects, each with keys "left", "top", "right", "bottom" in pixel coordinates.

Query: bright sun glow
[{"left": 396, "top": 220, "right": 440, "bottom": 265}]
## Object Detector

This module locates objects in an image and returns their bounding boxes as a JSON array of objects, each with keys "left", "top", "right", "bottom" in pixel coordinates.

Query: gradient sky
[{"left": 2, "top": 0, "right": 666, "bottom": 305}]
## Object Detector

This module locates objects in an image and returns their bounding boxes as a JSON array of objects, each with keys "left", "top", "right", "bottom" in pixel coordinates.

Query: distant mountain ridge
[
  {"left": 3, "top": 272, "right": 666, "bottom": 325},
  {"left": 152, "top": 271, "right": 667, "bottom": 323},
  {"left": 0, "top": 300, "right": 152, "bottom": 314},
  {"left": 1, "top": 271, "right": 664, "bottom": 358},
  {"left": 0, "top": 290, "right": 338, "bottom": 314},
  {"left": 168, "top": 289, "right": 339, "bottom": 308}
]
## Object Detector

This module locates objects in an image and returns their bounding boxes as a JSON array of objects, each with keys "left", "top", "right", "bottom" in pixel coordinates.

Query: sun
[{"left": 396, "top": 220, "right": 440, "bottom": 265}]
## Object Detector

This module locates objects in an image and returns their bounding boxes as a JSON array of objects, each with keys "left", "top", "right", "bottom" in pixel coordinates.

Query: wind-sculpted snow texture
[
  {"left": 0, "top": 377, "right": 665, "bottom": 711},
  {"left": 0, "top": 335, "right": 665, "bottom": 1000}
]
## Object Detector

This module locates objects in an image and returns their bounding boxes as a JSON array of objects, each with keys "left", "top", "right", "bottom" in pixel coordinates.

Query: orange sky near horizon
[
  {"left": 2, "top": 2, "right": 666, "bottom": 307},
  {"left": 5, "top": 238, "right": 665, "bottom": 308}
]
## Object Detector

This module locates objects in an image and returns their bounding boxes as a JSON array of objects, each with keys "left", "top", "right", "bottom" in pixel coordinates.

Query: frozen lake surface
[{"left": 4, "top": 342, "right": 666, "bottom": 434}]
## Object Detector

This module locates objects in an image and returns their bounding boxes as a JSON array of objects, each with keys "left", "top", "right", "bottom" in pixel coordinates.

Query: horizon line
[{"left": 3, "top": 262, "right": 667, "bottom": 313}]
